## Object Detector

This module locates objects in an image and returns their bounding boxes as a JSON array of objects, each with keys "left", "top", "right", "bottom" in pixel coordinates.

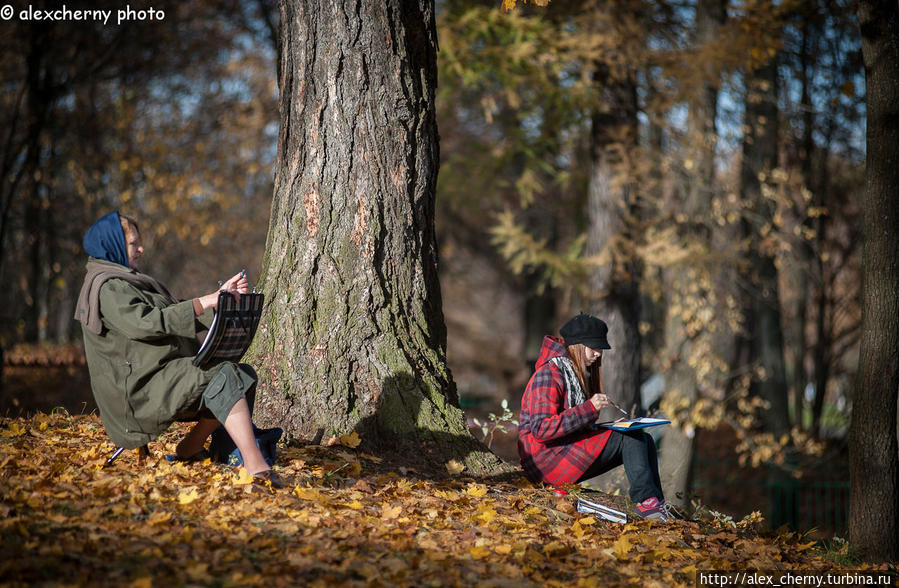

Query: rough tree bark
[
  {"left": 850, "top": 0, "right": 899, "bottom": 563},
  {"left": 248, "top": 0, "right": 499, "bottom": 472}
]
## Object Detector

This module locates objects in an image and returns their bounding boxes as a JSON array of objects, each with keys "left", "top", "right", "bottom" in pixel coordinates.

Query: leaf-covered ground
[{"left": 0, "top": 412, "right": 889, "bottom": 587}]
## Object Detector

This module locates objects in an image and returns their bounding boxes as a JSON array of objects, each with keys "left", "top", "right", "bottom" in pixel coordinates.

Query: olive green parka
[{"left": 80, "top": 259, "right": 221, "bottom": 449}]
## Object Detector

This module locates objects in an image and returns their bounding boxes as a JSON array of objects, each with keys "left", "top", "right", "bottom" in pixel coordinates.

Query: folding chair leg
[
  {"left": 104, "top": 447, "right": 126, "bottom": 467},
  {"left": 104, "top": 444, "right": 149, "bottom": 467}
]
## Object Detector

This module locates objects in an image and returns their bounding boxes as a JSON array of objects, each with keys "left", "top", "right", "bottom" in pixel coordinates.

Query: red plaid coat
[{"left": 518, "top": 336, "right": 612, "bottom": 486}]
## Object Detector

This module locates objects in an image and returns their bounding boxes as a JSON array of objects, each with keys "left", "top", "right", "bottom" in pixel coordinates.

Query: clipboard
[{"left": 597, "top": 417, "right": 670, "bottom": 431}]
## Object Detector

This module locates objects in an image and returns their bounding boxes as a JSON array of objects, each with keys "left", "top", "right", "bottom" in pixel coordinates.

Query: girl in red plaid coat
[{"left": 518, "top": 313, "right": 673, "bottom": 521}]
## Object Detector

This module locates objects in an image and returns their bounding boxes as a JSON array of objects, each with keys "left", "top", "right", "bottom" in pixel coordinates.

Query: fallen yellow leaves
[
  {"left": 465, "top": 483, "right": 489, "bottom": 497},
  {"left": 231, "top": 467, "right": 254, "bottom": 486},
  {"left": 147, "top": 510, "right": 173, "bottom": 525},
  {"left": 445, "top": 459, "right": 465, "bottom": 474},
  {"left": 339, "top": 431, "right": 361, "bottom": 448},
  {"left": 470, "top": 545, "right": 491, "bottom": 559},
  {"left": 0, "top": 412, "right": 865, "bottom": 586},
  {"left": 178, "top": 487, "right": 201, "bottom": 505},
  {"left": 292, "top": 486, "right": 322, "bottom": 500},
  {"left": 614, "top": 533, "right": 633, "bottom": 559},
  {"left": 1, "top": 422, "right": 26, "bottom": 438},
  {"left": 476, "top": 503, "right": 498, "bottom": 524}
]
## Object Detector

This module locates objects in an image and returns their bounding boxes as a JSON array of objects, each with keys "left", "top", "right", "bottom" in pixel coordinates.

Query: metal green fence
[{"left": 692, "top": 458, "right": 850, "bottom": 537}]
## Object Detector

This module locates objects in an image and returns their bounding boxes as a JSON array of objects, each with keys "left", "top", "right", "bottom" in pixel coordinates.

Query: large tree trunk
[
  {"left": 739, "top": 56, "right": 791, "bottom": 437},
  {"left": 585, "top": 62, "right": 641, "bottom": 417},
  {"left": 850, "top": 0, "right": 899, "bottom": 563},
  {"left": 578, "top": 64, "right": 640, "bottom": 494},
  {"left": 659, "top": 0, "right": 727, "bottom": 508},
  {"left": 248, "top": 0, "right": 498, "bottom": 471}
]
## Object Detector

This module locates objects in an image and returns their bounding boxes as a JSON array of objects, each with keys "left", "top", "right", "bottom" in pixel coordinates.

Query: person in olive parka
[{"left": 74, "top": 211, "right": 281, "bottom": 487}]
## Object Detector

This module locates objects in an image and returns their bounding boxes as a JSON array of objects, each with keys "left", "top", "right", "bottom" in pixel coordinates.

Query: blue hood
[{"left": 83, "top": 211, "right": 128, "bottom": 267}]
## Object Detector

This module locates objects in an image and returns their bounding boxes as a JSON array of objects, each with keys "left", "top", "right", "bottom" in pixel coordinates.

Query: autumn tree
[
  {"left": 658, "top": 0, "right": 728, "bottom": 507},
  {"left": 777, "top": 0, "right": 864, "bottom": 437},
  {"left": 0, "top": 1, "right": 278, "bottom": 347},
  {"left": 583, "top": 0, "right": 643, "bottom": 417},
  {"left": 248, "top": 0, "right": 498, "bottom": 470},
  {"left": 436, "top": 3, "right": 594, "bottom": 391},
  {"left": 849, "top": 0, "right": 899, "bottom": 563},
  {"left": 736, "top": 35, "right": 791, "bottom": 437}
]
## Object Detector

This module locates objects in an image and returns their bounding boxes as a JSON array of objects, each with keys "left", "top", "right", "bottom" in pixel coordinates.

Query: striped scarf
[{"left": 549, "top": 356, "right": 587, "bottom": 409}]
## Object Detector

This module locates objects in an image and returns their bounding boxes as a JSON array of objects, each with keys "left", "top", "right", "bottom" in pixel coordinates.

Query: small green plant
[
  {"left": 471, "top": 399, "right": 519, "bottom": 449},
  {"left": 817, "top": 536, "right": 861, "bottom": 566}
]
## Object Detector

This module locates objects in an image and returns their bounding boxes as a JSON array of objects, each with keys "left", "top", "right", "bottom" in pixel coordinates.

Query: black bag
[{"left": 209, "top": 424, "right": 282, "bottom": 467}]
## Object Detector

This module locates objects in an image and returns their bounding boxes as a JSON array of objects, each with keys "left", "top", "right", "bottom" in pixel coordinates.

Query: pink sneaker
[{"left": 635, "top": 497, "right": 673, "bottom": 522}]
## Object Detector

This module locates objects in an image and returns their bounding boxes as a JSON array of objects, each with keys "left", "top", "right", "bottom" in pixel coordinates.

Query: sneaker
[{"left": 634, "top": 496, "right": 673, "bottom": 522}]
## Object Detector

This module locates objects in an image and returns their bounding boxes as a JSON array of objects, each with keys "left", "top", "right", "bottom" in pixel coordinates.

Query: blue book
[{"left": 598, "top": 417, "right": 670, "bottom": 431}]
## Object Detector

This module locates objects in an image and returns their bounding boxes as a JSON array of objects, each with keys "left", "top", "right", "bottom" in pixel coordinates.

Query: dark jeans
[{"left": 578, "top": 430, "right": 664, "bottom": 504}]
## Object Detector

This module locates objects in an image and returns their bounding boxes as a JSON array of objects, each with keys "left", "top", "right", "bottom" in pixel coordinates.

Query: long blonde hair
[{"left": 566, "top": 343, "right": 602, "bottom": 398}]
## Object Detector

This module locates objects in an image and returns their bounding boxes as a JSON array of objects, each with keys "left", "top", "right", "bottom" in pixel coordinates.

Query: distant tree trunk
[
  {"left": 585, "top": 61, "right": 641, "bottom": 416},
  {"left": 739, "top": 56, "right": 791, "bottom": 437},
  {"left": 659, "top": 0, "right": 727, "bottom": 508},
  {"left": 811, "top": 276, "right": 831, "bottom": 436},
  {"left": 23, "top": 22, "right": 53, "bottom": 343},
  {"left": 810, "top": 129, "right": 834, "bottom": 439},
  {"left": 850, "top": 0, "right": 899, "bottom": 563},
  {"left": 248, "top": 0, "right": 498, "bottom": 471},
  {"left": 791, "top": 17, "right": 816, "bottom": 430}
]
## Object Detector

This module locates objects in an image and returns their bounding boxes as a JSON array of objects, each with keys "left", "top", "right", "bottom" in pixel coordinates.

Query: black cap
[{"left": 560, "top": 313, "right": 611, "bottom": 349}]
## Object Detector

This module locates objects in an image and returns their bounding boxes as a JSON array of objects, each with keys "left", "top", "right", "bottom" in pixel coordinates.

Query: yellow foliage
[
  {"left": 178, "top": 488, "right": 201, "bottom": 505},
  {"left": 445, "top": 459, "right": 466, "bottom": 475},
  {"left": 231, "top": 468, "right": 254, "bottom": 486},
  {"left": 0, "top": 413, "right": 857, "bottom": 585},
  {"left": 2, "top": 422, "right": 27, "bottom": 438},
  {"left": 339, "top": 431, "right": 362, "bottom": 448},
  {"left": 466, "top": 483, "right": 489, "bottom": 497},
  {"left": 613, "top": 534, "right": 632, "bottom": 559}
]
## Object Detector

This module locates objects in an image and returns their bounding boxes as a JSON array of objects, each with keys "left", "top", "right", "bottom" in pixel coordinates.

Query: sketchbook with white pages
[{"left": 597, "top": 417, "right": 671, "bottom": 431}]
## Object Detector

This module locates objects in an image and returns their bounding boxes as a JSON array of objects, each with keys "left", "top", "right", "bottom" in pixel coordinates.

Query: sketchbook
[
  {"left": 576, "top": 497, "right": 627, "bottom": 524},
  {"left": 597, "top": 417, "right": 671, "bottom": 431},
  {"left": 193, "top": 291, "right": 264, "bottom": 369}
]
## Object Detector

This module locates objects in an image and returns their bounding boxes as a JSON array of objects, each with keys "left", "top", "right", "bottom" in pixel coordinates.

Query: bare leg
[
  {"left": 176, "top": 417, "right": 220, "bottom": 458},
  {"left": 223, "top": 397, "right": 270, "bottom": 475}
]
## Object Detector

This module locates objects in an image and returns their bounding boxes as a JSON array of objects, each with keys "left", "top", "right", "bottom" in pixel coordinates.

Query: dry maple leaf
[
  {"left": 231, "top": 467, "right": 254, "bottom": 486},
  {"left": 466, "top": 483, "right": 488, "bottom": 498},
  {"left": 178, "top": 488, "right": 201, "bottom": 505},
  {"left": 339, "top": 431, "right": 362, "bottom": 448},
  {"left": 445, "top": 459, "right": 465, "bottom": 475}
]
